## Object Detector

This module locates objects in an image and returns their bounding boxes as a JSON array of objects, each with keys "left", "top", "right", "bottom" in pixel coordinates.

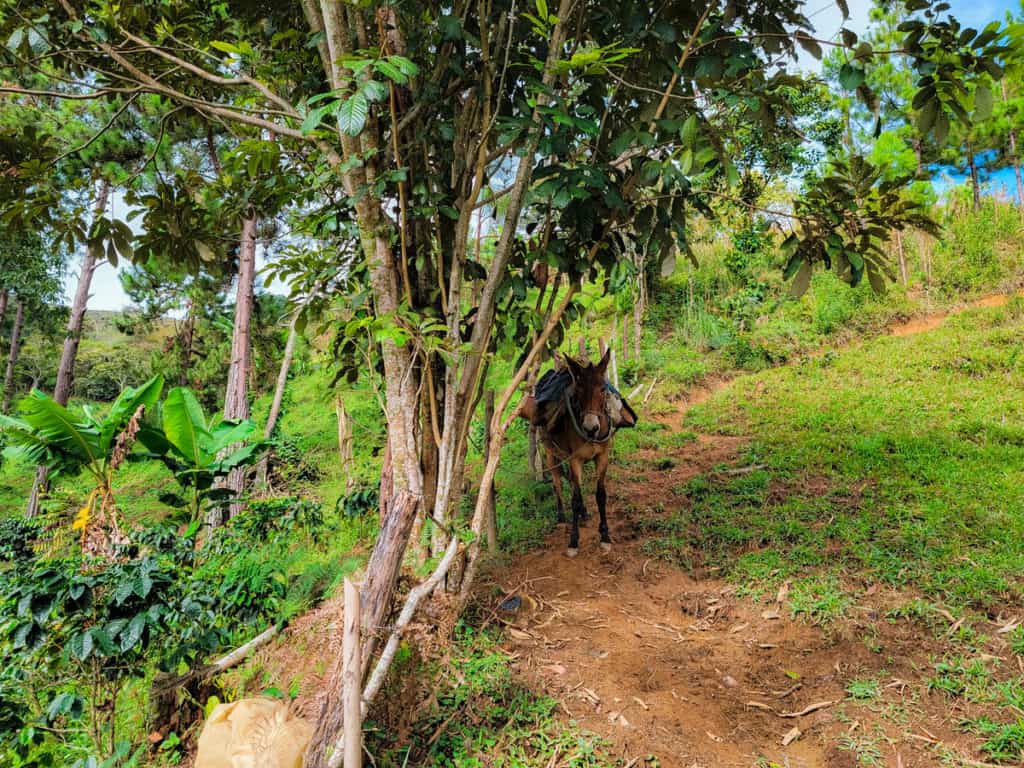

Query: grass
[
  {"left": 366, "top": 623, "right": 616, "bottom": 768},
  {"left": 651, "top": 302, "right": 1024, "bottom": 611}
]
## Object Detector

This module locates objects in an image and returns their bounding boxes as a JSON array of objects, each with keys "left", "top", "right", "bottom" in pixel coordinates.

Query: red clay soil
[{"left": 484, "top": 422, "right": 1013, "bottom": 768}]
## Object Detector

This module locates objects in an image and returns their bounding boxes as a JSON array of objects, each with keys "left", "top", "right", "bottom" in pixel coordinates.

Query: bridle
[{"left": 563, "top": 387, "right": 615, "bottom": 444}]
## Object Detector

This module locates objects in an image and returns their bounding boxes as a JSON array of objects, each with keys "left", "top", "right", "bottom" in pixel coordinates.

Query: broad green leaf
[
  {"left": 301, "top": 103, "right": 336, "bottom": 135},
  {"left": 14, "top": 391, "right": 101, "bottom": 469},
  {"left": 337, "top": 92, "right": 369, "bottom": 136},
  {"left": 163, "top": 387, "right": 211, "bottom": 468},
  {"left": 838, "top": 63, "right": 864, "bottom": 91},
  {"left": 120, "top": 614, "right": 146, "bottom": 652},
  {"left": 789, "top": 260, "right": 812, "bottom": 297},
  {"left": 974, "top": 85, "right": 993, "bottom": 121},
  {"left": 206, "top": 419, "right": 258, "bottom": 454},
  {"left": 69, "top": 631, "right": 93, "bottom": 661},
  {"left": 100, "top": 375, "right": 164, "bottom": 455}
]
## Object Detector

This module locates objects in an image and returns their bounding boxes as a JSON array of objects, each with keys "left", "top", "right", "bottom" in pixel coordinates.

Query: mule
[{"left": 520, "top": 349, "right": 635, "bottom": 557}]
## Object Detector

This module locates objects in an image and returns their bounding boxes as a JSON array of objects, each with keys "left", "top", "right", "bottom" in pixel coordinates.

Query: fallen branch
[
  {"left": 149, "top": 624, "right": 279, "bottom": 728},
  {"left": 778, "top": 699, "right": 840, "bottom": 718}
]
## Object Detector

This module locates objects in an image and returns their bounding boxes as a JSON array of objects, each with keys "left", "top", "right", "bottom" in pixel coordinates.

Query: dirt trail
[
  {"left": 888, "top": 290, "right": 1020, "bottom": 337},
  {"left": 484, "top": 293, "right": 1024, "bottom": 767}
]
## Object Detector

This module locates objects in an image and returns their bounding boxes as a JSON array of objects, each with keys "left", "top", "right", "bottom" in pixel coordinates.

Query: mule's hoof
[
  {"left": 600, "top": 542, "right": 612, "bottom": 553},
  {"left": 566, "top": 547, "right": 579, "bottom": 558}
]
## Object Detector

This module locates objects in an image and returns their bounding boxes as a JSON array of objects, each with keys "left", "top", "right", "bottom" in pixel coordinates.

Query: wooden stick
[{"left": 343, "top": 579, "right": 362, "bottom": 768}]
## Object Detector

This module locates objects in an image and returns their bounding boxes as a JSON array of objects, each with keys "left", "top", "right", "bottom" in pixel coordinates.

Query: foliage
[
  {"left": 137, "top": 387, "right": 264, "bottom": 523},
  {"left": 366, "top": 623, "right": 615, "bottom": 767}
]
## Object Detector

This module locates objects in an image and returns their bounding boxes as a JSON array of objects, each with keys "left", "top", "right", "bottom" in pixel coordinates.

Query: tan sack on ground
[{"left": 195, "top": 697, "right": 314, "bottom": 768}]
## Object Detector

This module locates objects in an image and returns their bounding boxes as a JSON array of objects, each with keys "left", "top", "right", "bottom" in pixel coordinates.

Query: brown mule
[{"left": 519, "top": 349, "right": 635, "bottom": 557}]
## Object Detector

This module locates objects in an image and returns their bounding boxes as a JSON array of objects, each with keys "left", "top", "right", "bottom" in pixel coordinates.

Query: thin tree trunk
[
  {"left": 966, "top": 140, "right": 981, "bottom": 212},
  {"left": 633, "top": 284, "right": 643, "bottom": 363},
  {"left": 336, "top": 397, "right": 354, "bottom": 491},
  {"left": 255, "top": 311, "right": 299, "bottom": 485},
  {"left": 999, "top": 81, "right": 1024, "bottom": 211},
  {"left": 896, "top": 230, "right": 908, "bottom": 286},
  {"left": 483, "top": 389, "right": 497, "bottom": 552},
  {"left": 179, "top": 298, "right": 195, "bottom": 387},
  {"left": 28, "top": 179, "right": 111, "bottom": 517},
  {"left": 263, "top": 313, "right": 298, "bottom": 439},
  {"left": 342, "top": 580, "right": 362, "bottom": 768},
  {"left": 206, "top": 217, "right": 257, "bottom": 528},
  {"left": 2, "top": 298, "right": 25, "bottom": 413},
  {"left": 621, "top": 312, "right": 630, "bottom": 364}
]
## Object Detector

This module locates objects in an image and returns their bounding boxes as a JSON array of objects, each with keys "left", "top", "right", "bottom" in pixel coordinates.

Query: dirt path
[
  {"left": 484, "top": 293, "right": 1024, "bottom": 767},
  {"left": 489, "top": 432, "right": 991, "bottom": 767},
  {"left": 888, "top": 290, "right": 1020, "bottom": 337}
]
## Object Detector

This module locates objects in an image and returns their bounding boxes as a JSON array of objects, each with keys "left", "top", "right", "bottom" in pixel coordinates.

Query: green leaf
[
  {"left": 337, "top": 92, "right": 369, "bottom": 136},
  {"left": 69, "top": 631, "right": 94, "bottom": 661},
  {"left": 373, "top": 59, "right": 408, "bottom": 85},
  {"left": 789, "top": 260, "right": 812, "bottom": 298},
  {"left": 121, "top": 614, "right": 146, "bottom": 652},
  {"left": 301, "top": 103, "right": 336, "bottom": 135},
  {"left": 917, "top": 99, "right": 938, "bottom": 134},
  {"left": 974, "top": 85, "right": 994, "bottom": 121},
  {"left": 210, "top": 40, "right": 241, "bottom": 55},
  {"left": 839, "top": 63, "right": 865, "bottom": 91},
  {"left": 388, "top": 55, "right": 419, "bottom": 77},
  {"left": 100, "top": 375, "right": 164, "bottom": 455},
  {"left": 163, "top": 387, "right": 211, "bottom": 469}
]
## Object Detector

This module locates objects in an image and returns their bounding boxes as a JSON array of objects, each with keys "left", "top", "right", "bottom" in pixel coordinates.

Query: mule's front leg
[
  {"left": 567, "top": 459, "right": 585, "bottom": 557},
  {"left": 546, "top": 451, "right": 567, "bottom": 524},
  {"left": 596, "top": 450, "right": 611, "bottom": 552}
]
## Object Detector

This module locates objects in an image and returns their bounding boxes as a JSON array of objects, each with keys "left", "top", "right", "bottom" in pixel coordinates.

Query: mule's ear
[
  {"left": 565, "top": 355, "right": 583, "bottom": 376},
  {"left": 597, "top": 346, "right": 611, "bottom": 372}
]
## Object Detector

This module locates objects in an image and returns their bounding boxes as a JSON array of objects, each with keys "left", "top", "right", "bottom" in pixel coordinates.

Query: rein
[{"left": 563, "top": 389, "right": 615, "bottom": 444}]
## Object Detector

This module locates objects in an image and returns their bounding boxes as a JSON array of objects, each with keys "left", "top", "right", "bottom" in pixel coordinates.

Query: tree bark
[
  {"left": 483, "top": 389, "right": 497, "bottom": 552},
  {"left": 255, "top": 311, "right": 299, "bottom": 485},
  {"left": 896, "top": 230, "right": 908, "bottom": 286},
  {"left": 306, "top": 491, "right": 417, "bottom": 766},
  {"left": 269, "top": 314, "right": 298, "bottom": 429},
  {"left": 2, "top": 298, "right": 25, "bottom": 413},
  {"left": 179, "top": 297, "right": 195, "bottom": 387},
  {"left": 28, "top": 179, "right": 111, "bottom": 517},
  {"left": 966, "top": 140, "right": 981, "bottom": 212},
  {"left": 342, "top": 579, "right": 362, "bottom": 768},
  {"left": 206, "top": 217, "right": 257, "bottom": 528}
]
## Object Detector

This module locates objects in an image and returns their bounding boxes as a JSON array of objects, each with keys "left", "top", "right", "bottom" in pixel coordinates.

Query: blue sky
[{"left": 74, "top": 0, "right": 1023, "bottom": 311}]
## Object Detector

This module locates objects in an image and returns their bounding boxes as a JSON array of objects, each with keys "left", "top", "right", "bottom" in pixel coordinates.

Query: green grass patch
[
  {"left": 366, "top": 623, "right": 615, "bottom": 768},
  {"left": 673, "top": 305, "right": 1024, "bottom": 610}
]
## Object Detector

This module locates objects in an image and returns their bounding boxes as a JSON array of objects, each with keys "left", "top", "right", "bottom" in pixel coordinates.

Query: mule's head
[{"left": 567, "top": 349, "right": 611, "bottom": 439}]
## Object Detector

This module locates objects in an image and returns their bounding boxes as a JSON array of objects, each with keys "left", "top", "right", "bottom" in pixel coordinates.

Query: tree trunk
[
  {"left": 179, "top": 298, "right": 196, "bottom": 387},
  {"left": 306, "top": 491, "right": 417, "bottom": 764},
  {"left": 896, "top": 230, "right": 908, "bottom": 286},
  {"left": 206, "top": 217, "right": 257, "bottom": 528},
  {"left": 483, "top": 389, "right": 497, "bottom": 552},
  {"left": 255, "top": 312, "right": 299, "bottom": 485},
  {"left": 342, "top": 580, "right": 362, "bottom": 768},
  {"left": 2, "top": 298, "right": 25, "bottom": 413},
  {"left": 621, "top": 312, "right": 630, "bottom": 364},
  {"left": 633, "top": 282, "right": 644, "bottom": 364},
  {"left": 966, "top": 140, "right": 981, "bottom": 212},
  {"left": 28, "top": 179, "right": 111, "bottom": 517}
]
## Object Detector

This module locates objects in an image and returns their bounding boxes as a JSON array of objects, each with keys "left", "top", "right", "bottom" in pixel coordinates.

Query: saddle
[{"left": 526, "top": 365, "right": 637, "bottom": 432}]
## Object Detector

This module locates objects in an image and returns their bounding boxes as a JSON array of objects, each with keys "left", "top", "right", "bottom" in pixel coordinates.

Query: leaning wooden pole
[{"left": 342, "top": 579, "right": 362, "bottom": 768}]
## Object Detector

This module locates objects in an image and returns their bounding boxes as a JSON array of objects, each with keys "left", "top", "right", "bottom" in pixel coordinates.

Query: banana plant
[
  {"left": 137, "top": 387, "right": 264, "bottom": 525},
  {"left": 0, "top": 376, "right": 164, "bottom": 543}
]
